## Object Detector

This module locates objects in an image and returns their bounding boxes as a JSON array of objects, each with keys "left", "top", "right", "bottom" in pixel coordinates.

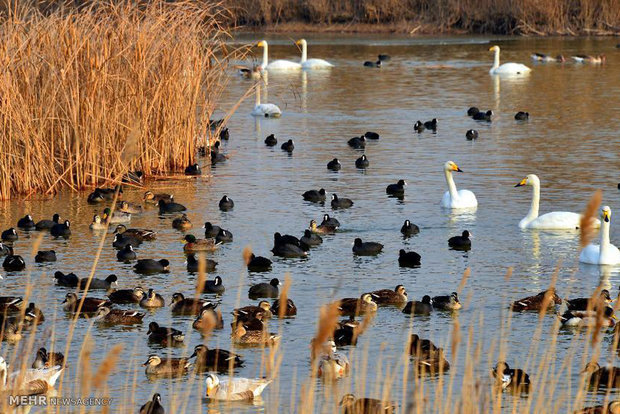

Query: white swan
[
  {"left": 257, "top": 40, "right": 301, "bottom": 71},
  {"left": 489, "top": 45, "right": 531, "bottom": 75},
  {"left": 440, "top": 161, "right": 478, "bottom": 209},
  {"left": 0, "top": 356, "right": 63, "bottom": 395},
  {"left": 251, "top": 81, "right": 281, "bottom": 118},
  {"left": 295, "top": 39, "right": 334, "bottom": 69},
  {"left": 515, "top": 174, "right": 600, "bottom": 230},
  {"left": 205, "top": 373, "right": 271, "bottom": 400},
  {"left": 580, "top": 206, "right": 620, "bottom": 265}
]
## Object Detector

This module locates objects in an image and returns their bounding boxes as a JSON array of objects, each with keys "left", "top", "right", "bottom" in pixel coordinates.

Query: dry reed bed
[
  {"left": 225, "top": 0, "right": 620, "bottom": 35},
  {"left": 0, "top": 1, "right": 232, "bottom": 200}
]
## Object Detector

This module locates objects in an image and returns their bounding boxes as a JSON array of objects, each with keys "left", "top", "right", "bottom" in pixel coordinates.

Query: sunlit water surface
[{"left": 2, "top": 34, "right": 620, "bottom": 413}]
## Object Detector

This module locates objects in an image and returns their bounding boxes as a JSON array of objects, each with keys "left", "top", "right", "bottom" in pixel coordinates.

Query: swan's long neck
[
  {"left": 255, "top": 83, "right": 261, "bottom": 106},
  {"left": 300, "top": 42, "right": 307, "bottom": 63},
  {"left": 525, "top": 181, "right": 540, "bottom": 222},
  {"left": 600, "top": 218, "right": 611, "bottom": 257},
  {"left": 492, "top": 49, "right": 500, "bottom": 70},
  {"left": 262, "top": 44, "right": 268, "bottom": 68},
  {"left": 444, "top": 169, "right": 459, "bottom": 201}
]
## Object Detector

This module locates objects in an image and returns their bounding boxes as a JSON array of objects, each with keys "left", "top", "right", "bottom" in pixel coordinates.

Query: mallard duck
[
  {"left": 331, "top": 194, "right": 354, "bottom": 209},
  {"left": 231, "top": 323, "right": 280, "bottom": 346},
  {"left": 339, "top": 394, "right": 396, "bottom": 414},
  {"left": 133, "top": 259, "right": 169, "bottom": 274},
  {"left": 368, "top": 285, "right": 407, "bottom": 304},
  {"left": 50, "top": 220, "right": 71, "bottom": 238},
  {"left": 108, "top": 287, "right": 145, "bottom": 304},
  {"left": 233, "top": 301, "right": 273, "bottom": 322},
  {"left": 117, "top": 201, "right": 143, "bottom": 214},
  {"left": 3, "top": 254, "right": 25, "bottom": 271},
  {"left": 302, "top": 188, "right": 326, "bottom": 203},
  {"left": 0, "top": 356, "right": 63, "bottom": 395},
  {"left": 352, "top": 238, "right": 383, "bottom": 256},
  {"left": 89, "top": 215, "right": 107, "bottom": 230},
  {"left": 17, "top": 215, "right": 35, "bottom": 230},
  {"left": 54, "top": 271, "right": 78, "bottom": 287},
  {"left": 203, "top": 276, "right": 225, "bottom": 294},
  {"left": 94, "top": 306, "right": 145, "bottom": 325},
  {"left": 170, "top": 292, "right": 209, "bottom": 315},
  {"left": 310, "top": 219, "right": 337, "bottom": 234},
  {"left": 318, "top": 340, "right": 349, "bottom": 380},
  {"left": 573, "top": 402, "right": 620, "bottom": 414},
  {"left": 183, "top": 234, "right": 220, "bottom": 253},
  {"left": 32, "top": 347, "right": 65, "bottom": 369},
  {"left": 333, "top": 324, "right": 357, "bottom": 347},
  {"left": 248, "top": 278, "right": 280, "bottom": 299},
  {"left": 567, "top": 289, "right": 612, "bottom": 311},
  {"left": 337, "top": 294, "right": 378, "bottom": 316},
  {"left": 247, "top": 253, "right": 273, "bottom": 272},
  {"left": 205, "top": 373, "right": 272, "bottom": 401},
  {"left": 158, "top": 199, "right": 186, "bottom": 214},
  {"left": 35, "top": 250, "right": 57, "bottom": 263},
  {"left": 35, "top": 214, "right": 60, "bottom": 231},
  {"left": 398, "top": 249, "right": 421, "bottom": 267},
  {"left": 1, "top": 228, "right": 17, "bottom": 242},
  {"left": 140, "top": 393, "right": 165, "bottom": 414},
  {"left": 140, "top": 289, "right": 165, "bottom": 309},
  {"left": 172, "top": 214, "right": 192, "bottom": 231},
  {"left": 193, "top": 304, "right": 224, "bottom": 333},
  {"left": 23, "top": 303, "right": 45, "bottom": 325},
  {"left": 271, "top": 298, "right": 297, "bottom": 317},
  {"left": 492, "top": 361, "right": 530, "bottom": 391},
  {"left": 511, "top": 288, "right": 562, "bottom": 312},
  {"left": 583, "top": 362, "right": 620, "bottom": 388},
  {"left": 530, "top": 53, "right": 565, "bottom": 63},
  {"left": 432, "top": 292, "right": 462, "bottom": 311},
  {"left": 144, "top": 191, "right": 173, "bottom": 205},
  {"left": 147, "top": 322, "right": 185, "bottom": 346},
  {"left": 87, "top": 189, "right": 106, "bottom": 204},
  {"left": 122, "top": 170, "right": 144, "bottom": 184},
  {"left": 191, "top": 344, "right": 243, "bottom": 372},
  {"left": 79, "top": 274, "right": 118, "bottom": 291},
  {"left": 114, "top": 224, "right": 156, "bottom": 241},
  {"left": 559, "top": 307, "right": 616, "bottom": 328},
  {"left": 187, "top": 253, "right": 218, "bottom": 273},
  {"left": 572, "top": 54, "right": 606, "bottom": 63},
  {"left": 103, "top": 208, "right": 131, "bottom": 224},
  {"left": 143, "top": 355, "right": 190, "bottom": 377},
  {"left": 62, "top": 293, "right": 111, "bottom": 314}
]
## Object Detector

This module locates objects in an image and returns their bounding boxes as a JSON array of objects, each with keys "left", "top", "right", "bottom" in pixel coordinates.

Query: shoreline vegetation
[
  {"left": 0, "top": 1, "right": 234, "bottom": 200},
  {"left": 223, "top": 0, "right": 620, "bottom": 36}
]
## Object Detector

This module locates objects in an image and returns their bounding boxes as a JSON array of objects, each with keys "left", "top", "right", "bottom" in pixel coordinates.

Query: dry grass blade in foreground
[
  {"left": 0, "top": 1, "right": 233, "bottom": 199},
  {"left": 580, "top": 190, "right": 602, "bottom": 249}
]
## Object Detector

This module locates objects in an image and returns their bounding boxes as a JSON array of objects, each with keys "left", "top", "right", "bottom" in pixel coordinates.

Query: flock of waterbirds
[{"left": 0, "top": 39, "right": 618, "bottom": 414}]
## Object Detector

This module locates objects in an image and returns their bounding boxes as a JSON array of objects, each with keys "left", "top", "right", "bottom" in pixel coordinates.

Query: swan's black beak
[
  {"left": 456, "top": 168, "right": 463, "bottom": 172},
  {"left": 603, "top": 210, "right": 610, "bottom": 222}
]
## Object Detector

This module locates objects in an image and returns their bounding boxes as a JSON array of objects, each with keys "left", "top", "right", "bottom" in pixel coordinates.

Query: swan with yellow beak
[
  {"left": 489, "top": 45, "right": 531, "bottom": 75},
  {"left": 295, "top": 39, "right": 334, "bottom": 69},
  {"left": 580, "top": 206, "right": 620, "bottom": 265},
  {"left": 256, "top": 40, "right": 301, "bottom": 71}
]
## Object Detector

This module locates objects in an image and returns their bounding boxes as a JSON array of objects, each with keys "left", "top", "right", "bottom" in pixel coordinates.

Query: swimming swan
[
  {"left": 580, "top": 206, "right": 620, "bottom": 265},
  {"left": 251, "top": 81, "right": 281, "bottom": 118},
  {"left": 257, "top": 40, "right": 301, "bottom": 71},
  {"left": 295, "top": 39, "right": 334, "bottom": 69},
  {"left": 441, "top": 161, "right": 478, "bottom": 209},
  {"left": 515, "top": 174, "right": 600, "bottom": 230},
  {"left": 489, "top": 46, "right": 531, "bottom": 75}
]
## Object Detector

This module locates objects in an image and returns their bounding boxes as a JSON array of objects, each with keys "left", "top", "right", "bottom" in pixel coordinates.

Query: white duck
[
  {"left": 295, "top": 39, "right": 334, "bottom": 69},
  {"left": 318, "top": 340, "right": 350, "bottom": 379},
  {"left": 205, "top": 373, "right": 271, "bottom": 401},
  {"left": 580, "top": 206, "right": 620, "bottom": 265},
  {"left": 0, "top": 356, "right": 63, "bottom": 395},
  {"left": 489, "top": 45, "right": 531, "bottom": 75},
  {"left": 251, "top": 81, "right": 281, "bottom": 118},
  {"left": 440, "top": 161, "right": 478, "bottom": 209},
  {"left": 257, "top": 40, "right": 301, "bottom": 71},
  {"left": 515, "top": 174, "right": 600, "bottom": 230}
]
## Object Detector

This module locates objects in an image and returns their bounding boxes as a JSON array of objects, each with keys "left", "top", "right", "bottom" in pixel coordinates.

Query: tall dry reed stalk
[{"left": 0, "top": 1, "right": 234, "bottom": 200}]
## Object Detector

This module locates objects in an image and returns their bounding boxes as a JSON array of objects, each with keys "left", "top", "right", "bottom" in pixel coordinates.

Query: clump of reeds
[{"left": 0, "top": 0, "right": 232, "bottom": 200}]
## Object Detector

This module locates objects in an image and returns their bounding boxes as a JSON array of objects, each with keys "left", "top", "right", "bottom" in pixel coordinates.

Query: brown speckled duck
[
  {"left": 511, "top": 288, "right": 562, "bottom": 312},
  {"left": 368, "top": 285, "right": 407, "bottom": 305},
  {"left": 143, "top": 355, "right": 190, "bottom": 377}
]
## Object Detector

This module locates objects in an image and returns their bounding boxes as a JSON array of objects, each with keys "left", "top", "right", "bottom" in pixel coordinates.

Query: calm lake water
[{"left": 2, "top": 34, "right": 620, "bottom": 413}]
